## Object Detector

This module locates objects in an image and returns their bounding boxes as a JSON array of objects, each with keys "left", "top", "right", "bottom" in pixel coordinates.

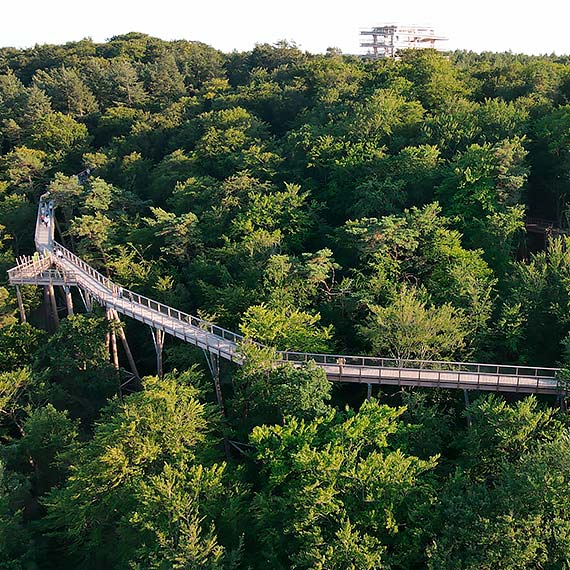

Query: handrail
[
  {"left": 52, "top": 240, "right": 245, "bottom": 347},
  {"left": 62, "top": 237, "right": 559, "bottom": 381},
  {"left": 525, "top": 218, "right": 569, "bottom": 235},
  {"left": 9, "top": 267, "right": 78, "bottom": 284},
  {"left": 7, "top": 254, "right": 52, "bottom": 278},
  {"left": 276, "top": 351, "right": 559, "bottom": 379}
]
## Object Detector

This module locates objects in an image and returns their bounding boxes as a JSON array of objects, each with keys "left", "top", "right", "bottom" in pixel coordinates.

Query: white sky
[{"left": 1, "top": 0, "right": 570, "bottom": 56}]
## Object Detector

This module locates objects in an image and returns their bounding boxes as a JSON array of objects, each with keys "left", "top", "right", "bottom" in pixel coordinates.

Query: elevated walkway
[{"left": 7, "top": 197, "right": 565, "bottom": 395}]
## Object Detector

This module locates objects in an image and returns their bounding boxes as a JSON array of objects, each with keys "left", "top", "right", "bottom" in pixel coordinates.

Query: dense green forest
[{"left": 1, "top": 33, "right": 570, "bottom": 568}]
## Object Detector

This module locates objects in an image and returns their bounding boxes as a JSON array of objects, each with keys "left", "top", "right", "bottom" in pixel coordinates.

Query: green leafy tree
[
  {"left": 0, "top": 323, "right": 45, "bottom": 372},
  {"left": 143, "top": 207, "right": 200, "bottom": 261},
  {"left": 360, "top": 285, "right": 468, "bottom": 362},
  {"left": 345, "top": 203, "right": 496, "bottom": 350},
  {"left": 145, "top": 51, "right": 187, "bottom": 106},
  {"left": 34, "top": 315, "right": 117, "bottom": 422},
  {"left": 191, "top": 106, "right": 270, "bottom": 178},
  {"left": 0, "top": 369, "right": 33, "bottom": 433},
  {"left": 350, "top": 144, "right": 441, "bottom": 217},
  {"left": 499, "top": 236, "right": 570, "bottom": 364},
  {"left": 0, "top": 146, "right": 47, "bottom": 195},
  {"left": 240, "top": 303, "right": 333, "bottom": 353},
  {"left": 33, "top": 66, "right": 98, "bottom": 117},
  {"left": 428, "top": 396, "right": 569, "bottom": 569},
  {"left": 28, "top": 111, "right": 90, "bottom": 163},
  {"left": 13, "top": 404, "right": 78, "bottom": 493},
  {"left": 44, "top": 372, "right": 244, "bottom": 569},
  {"left": 84, "top": 57, "right": 148, "bottom": 107},
  {"left": 436, "top": 137, "right": 528, "bottom": 234},
  {"left": 0, "top": 460, "right": 38, "bottom": 570},
  {"left": 250, "top": 400, "right": 438, "bottom": 569},
  {"left": 229, "top": 345, "right": 332, "bottom": 433},
  {"left": 400, "top": 49, "right": 469, "bottom": 109}
]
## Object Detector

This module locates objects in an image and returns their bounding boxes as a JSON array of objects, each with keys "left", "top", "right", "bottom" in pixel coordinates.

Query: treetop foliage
[{"left": 1, "top": 34, "right": 570, "bottom": 569}]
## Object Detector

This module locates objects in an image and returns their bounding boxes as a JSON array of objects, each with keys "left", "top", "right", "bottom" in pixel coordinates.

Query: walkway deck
[{"left": 7, "top": 197, "right": 566, "bottom": 395}]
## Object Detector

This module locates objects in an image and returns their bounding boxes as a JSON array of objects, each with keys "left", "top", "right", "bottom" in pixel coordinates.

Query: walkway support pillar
[
  {"left": 463, "top": 389, "right": 472, "bottom": 428},
  {"left": 47, "top": 283, "right": 59, "bottom": 328},
  {"left": 367, "top": 383, "right": 372, "bottom": 401},
  {"left": 43, "top": 286, "right": 50, "bottom": 323},
  {"left": 151, "top": 327, "right": 164, "bottom": 379},
  {"left": 64, "top": 286, "right": 73, "bottom": 316},
  {"left": 110, "top": 327, "right": 119, "bottom": 371},
  {"left": 204, "top": 351, "right": 225, "bottom": 416},
  {"left": 203, "top": 350, "right": 231, "bottom": 459},
  {"left": 111, "top": 309, "right": 139, "bottom": 378},
  {"left": 107, "top": 309, "right": 119, "bottom": 372},
  {"left": 15, "top": 286, "right": 26, "bottom": 323}
]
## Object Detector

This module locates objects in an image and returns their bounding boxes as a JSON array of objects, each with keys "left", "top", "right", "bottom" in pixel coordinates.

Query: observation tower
[{"left": 360, "top": 23, "right": 448, "bottom": 58}]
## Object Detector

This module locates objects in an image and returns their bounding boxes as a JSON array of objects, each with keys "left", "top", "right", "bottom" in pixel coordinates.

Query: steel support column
[
  {"left": 203, "top": 349, "right": 230, "bottom": 459},
  {"left": 107, "top": 309, "right": 119, "bottom": 371},
  {"left": 204, "top": 351, "right": 225, "bottom": 416},
  {"left": 15, "top": 285, "right": 26, "bottom": 323},
  {"left": 111, "top": 309, "right": 139, "bottom": 378},
  {"left": 85, "top": 292, "right": 92, "bottom": 312},
  {"left": 463, "top": 389, "right": 472, "bottom": 428},
  {"left": 47, "top": 283, "right": 59, "bottom": 328},
  {"left": 64, "top": 286, "right": 73, "bottom": 316},
  {"left": 151, "top": 327, "right": 164, "bottom": 379}
]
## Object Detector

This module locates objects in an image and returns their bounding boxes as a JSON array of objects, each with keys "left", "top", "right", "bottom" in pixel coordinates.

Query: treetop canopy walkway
[{"left": 7, "top": 196, "right": 566, "bottom": 396}]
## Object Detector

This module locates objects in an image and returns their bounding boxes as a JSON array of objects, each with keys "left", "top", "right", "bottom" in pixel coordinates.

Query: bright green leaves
[
  {"left": 437, "top": 137, "right": 528, "bottom": 222},
  {"left": 29, "top": 112, "right": 90, "bottom": 162},
  {"left": 250, "top": 400, "right": 438, "bottom": 569},
  {"left": 240, "top": 304, "right": 333, "bottom": 353},
  {"left": 427, "top": 396, "right": 570, "bottom": 569},
  {"left": 360, "top": 285, "right": 468, "bottom": 361},
  {"left": 229, "top": 347, "right": 332, "bottom": 434},
  {"left": 43, "top": 372, "right": 244, "bottom": 569},
  {"left": 231, "top": 181, "right": 315, "bottom": 252},
  {"left": 346, "top": 203, "right": 496, "bottom": 357}
]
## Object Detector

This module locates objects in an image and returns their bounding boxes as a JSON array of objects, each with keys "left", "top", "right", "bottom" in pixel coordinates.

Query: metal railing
[
  {"left": 277, "top": 351, "right": 559, "bottom": 379},
  {"left": 275, "top": 352, "right": 560, "bottom": 393},
  {"left": 35, "top": 197, "right": 55, "bottom": 253},
  {"left": 29, "top": 242, "right": 566, "bottom": 389},
  {"left": 53, "top": 241, "right": 114, "bottom": 291},
  {"left": 51, "top": 241, "right": 245, "bottom": 351},
  {"left": 525, "top": 218, "right": 569, "bottom": 235},
  {"left": 7, "top": 254, "right": 52, "bottom": 280},
  {"left": 8, "top": 267, "right": 78, "bottom": 285}
]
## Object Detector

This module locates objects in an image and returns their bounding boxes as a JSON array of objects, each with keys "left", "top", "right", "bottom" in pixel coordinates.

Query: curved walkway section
[{"left": 7, "top": 197, "right": 565, "bottom": 395}]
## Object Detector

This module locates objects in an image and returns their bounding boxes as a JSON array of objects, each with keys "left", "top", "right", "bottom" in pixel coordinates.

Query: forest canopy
[{"left": 0, "top": 34, "right": 570, "bottom": 569}]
